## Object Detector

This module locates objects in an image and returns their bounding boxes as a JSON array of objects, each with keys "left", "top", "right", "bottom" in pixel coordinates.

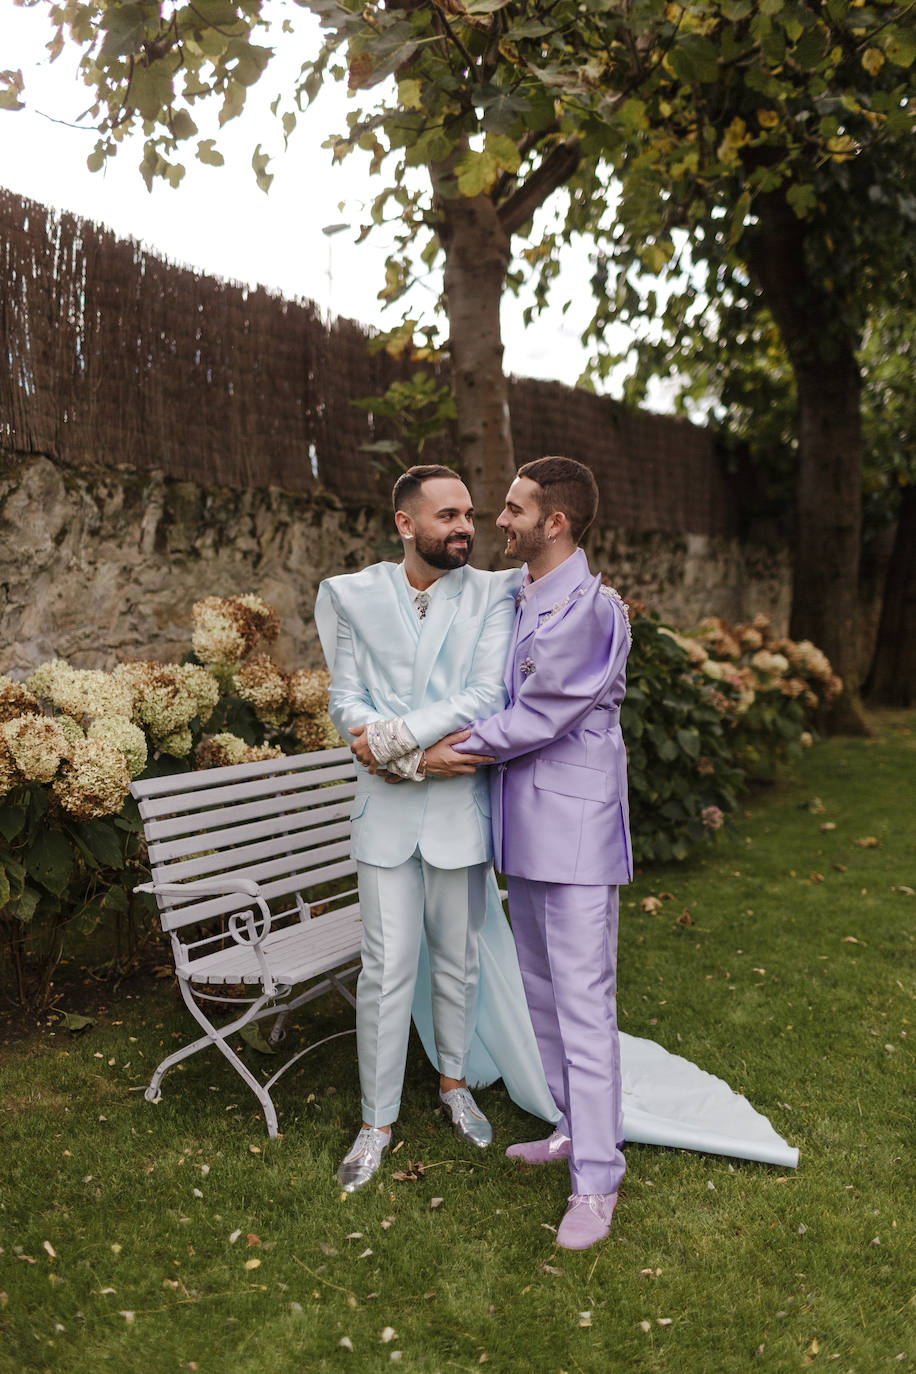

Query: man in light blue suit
[{"left": 314, "top": 465, "right": 519, "bottom": 1191}]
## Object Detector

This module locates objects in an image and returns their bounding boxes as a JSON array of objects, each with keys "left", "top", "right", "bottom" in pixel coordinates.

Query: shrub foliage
[{"left": 0, "top": 593, "right": 839, "bottom": 1006}]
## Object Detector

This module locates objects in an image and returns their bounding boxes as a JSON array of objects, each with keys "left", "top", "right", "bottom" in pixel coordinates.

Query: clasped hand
[{"left": 348, "top": 725, "right": 493, "bottom": 780}]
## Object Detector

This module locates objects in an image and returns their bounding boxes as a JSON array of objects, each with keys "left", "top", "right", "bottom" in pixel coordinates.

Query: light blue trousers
[{"left": 355, "top": 852, "right": 489, "bottom": 1126}]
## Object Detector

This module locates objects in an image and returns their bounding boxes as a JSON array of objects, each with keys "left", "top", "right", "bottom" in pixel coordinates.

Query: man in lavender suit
[{"left": 424, "top": 456, "right": 633, "bottom": 1250}]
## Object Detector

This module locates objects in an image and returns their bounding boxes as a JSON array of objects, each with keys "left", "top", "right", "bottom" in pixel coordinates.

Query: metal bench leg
[{"left": 146, "top": 979, "right": 283, "bottom": 1138}]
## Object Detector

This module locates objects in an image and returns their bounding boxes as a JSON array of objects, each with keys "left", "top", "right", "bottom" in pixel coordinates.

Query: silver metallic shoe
[
  {"left": 438, "top": 1087, "right": 493, "bottom": 1149},
  {"left": 336, "top": 1126, "right": 391, "bottom": 1192}
]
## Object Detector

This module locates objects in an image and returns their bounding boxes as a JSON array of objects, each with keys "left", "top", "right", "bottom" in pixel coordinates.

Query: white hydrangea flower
[
  {"left": 52, "top": 738, "right": 131, "bottom": 820},
  {"left": 54, "top": 715, "right": 86, "bottom": 747},
  {"left": 27, "top": 660, "right": 133, "bottom": 720},
  {"left": 750, "top": 650, "right": 790, "bottom": 679},
  {"left": 191, "top": 594, "right": 279, "bottom": 668},
  {"left": 0, "top": 714, "right": 71, "bottom": 784},
  {"left": 88, "top": 716, "right": 148, "bottom": 779}
]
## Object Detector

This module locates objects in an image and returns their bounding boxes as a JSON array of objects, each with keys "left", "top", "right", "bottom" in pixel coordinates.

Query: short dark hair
[
  {"left": 516, "top": 456, "right": 599, "bottom": 543},
  {"left": 392, "top": 464, "right": 463, "bottom": 514}
]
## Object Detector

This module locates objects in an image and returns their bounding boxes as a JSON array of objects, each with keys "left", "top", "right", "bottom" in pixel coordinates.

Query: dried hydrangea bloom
[
  {"left": 700, "top": 657, "right": 732, "bottom": 682},
  {"left": 0, "top": 714, "right": 71, "bottom": 783},
  {"left": 736, "top": 626, "right": 764, "bottom": 651},
  {"left": 27, "top": 660, "right": 134, "bottom": 720},
  {"left": 55, "top": 715, "right": 86, "bottom": 747},
  {"left": 115, "top": 661, "right": 219, "bottom": 740},
  {"left": 232, "top": 654, "right": 290, "bottom": 728},
  {"left": 657, "top": 627, "right": 709, "bottom": 667},
  {"left": 290, "top": 708, "right": 343, "bottom": 752},
  {"left": 53, "top": 738, "right": 130, "bottom": 820},
  {"left": 0, "top": 675, "right": 42, "bottom": 725},
  {"left": 195, "top": 733, "right": 284, "bottom": 770},
  {"left": 288, "top": 668, "right": 331, "bottom": 718},
  {"left": 191, "top": 594, "right": 280, "bottom": 667},
  {"left": 88, "top": 716, "right": 148, "bottom": 779},
  {"left": 696, "top": 617, "right": 742, "bottom": 661},
  {"left": 750, "top": 650, "right": 791, "bottom": 679},
  {"left": 0, "top": 734, "right": 22, "bottom": 796},
  {"left": 157, "top": 726, "right": 194, "bottom": 759},
  {"left": 701, "top": 805, "right": 725, "bottom": 831}
]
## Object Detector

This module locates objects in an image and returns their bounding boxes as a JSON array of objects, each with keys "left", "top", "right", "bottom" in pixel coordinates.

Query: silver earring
[{"left": 403, "top": 534, "right": 414, "bottom": 540}]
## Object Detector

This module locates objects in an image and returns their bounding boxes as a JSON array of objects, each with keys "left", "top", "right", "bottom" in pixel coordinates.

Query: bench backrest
[{"left": 131, "top": 746, "right": 359, "bottom": 932}]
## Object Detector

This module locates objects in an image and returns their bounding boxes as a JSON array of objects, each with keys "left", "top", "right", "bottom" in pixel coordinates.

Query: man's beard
[
  {"left": 415, "top": 531, "right": 474, "bottom": 570},
  {"left": 505, "top": 519, "right": 548, "bottom": 563}
]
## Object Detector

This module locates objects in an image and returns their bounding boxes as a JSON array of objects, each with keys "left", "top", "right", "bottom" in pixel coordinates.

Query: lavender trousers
[{"left": 507, "top": 876, "right": 626, "bottom": 1196}]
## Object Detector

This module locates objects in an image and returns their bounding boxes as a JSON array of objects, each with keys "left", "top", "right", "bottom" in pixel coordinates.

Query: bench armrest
[{"left": 136, "top": 876, "right": 277, "bottom": 993}]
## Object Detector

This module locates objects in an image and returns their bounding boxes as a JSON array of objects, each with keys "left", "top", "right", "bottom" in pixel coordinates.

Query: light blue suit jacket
[{"left": 314, "top": 561, "right": 521, "bottom": 869}]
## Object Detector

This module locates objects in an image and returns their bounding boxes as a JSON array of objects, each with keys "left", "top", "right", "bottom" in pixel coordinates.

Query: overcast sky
[{"left": 0, "top": 0, "right": 663, "bottom": 398}]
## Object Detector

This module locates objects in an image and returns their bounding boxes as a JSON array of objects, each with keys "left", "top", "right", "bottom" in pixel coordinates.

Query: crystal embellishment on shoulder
[{"left": 600, "top": 585, "right": 632, "bottom": 644}]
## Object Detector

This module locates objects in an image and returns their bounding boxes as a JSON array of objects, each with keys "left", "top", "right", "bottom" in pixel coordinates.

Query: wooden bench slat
[
  {"left": 146, "top": 798, "right": 355, "bottom": 863},
  {"left": 149, "top": 820, "right": 353, "bottom": 883},
  {"left": 141, "top": 779, "right": 357, "bottom": 843},
  {"left": 155, "top": 856, "right": 358, "bottom": 930},
  {"left": 132, "top": 745, "right": 353, "bottom": 799},
  {"left": 135, "top": 761, "right": 357, "bottom": 821}
]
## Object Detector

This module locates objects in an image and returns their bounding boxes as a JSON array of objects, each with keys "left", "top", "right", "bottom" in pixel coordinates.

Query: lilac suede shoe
[
  {"left": 556, "top": 1192, "right": 618, "bottom": 1250},
  {"left": 505, "top": 1129, "right": 572, "bottom": 1164}
]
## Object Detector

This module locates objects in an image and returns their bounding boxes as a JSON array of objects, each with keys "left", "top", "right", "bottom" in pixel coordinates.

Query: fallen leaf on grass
[
  {"left": 380, "top": 1328, "right": 397, "bottom": 1343},
  {"left": 338, "top": 1337, "right": 354, "bottom": 1352},
  {"left": 540, "top": 1264, "right": 564, "bottom": 1276},
  {"left": 430, "top": 1198, "right": 444, "bottom": 1210},
  {"left": 640, "top": 897, "right": 663, "bottom": 914},
  {"left": 895, "top": 885, "right": 914, "bottom": 896},
  {"left": 676, "top": 908, "right": 694, "bottom": 926},
  {"left": 59, "top": 1012, "right": 95, "bottom": 1033},
  {"left": 639, "top": 1321, "right": 651, "bottom": 1333},
  {"left": 854, "top": 836, "right": 880, "bottom": 848},
  {"left": 248, "top": 1145, "right": 261, "bottom": 1155},
  {"left": 833, "top": 864, "right": 848, "bottom": 872},
  {"left": 841, "top": 936, "right": 861, "bottom": 945},
  {"left": 819, "top": 822, "right": 836, "bottom": 832},
  {"left": 243, "top": 1258, "right": 261, "bottom": 1270},
  {"left": 391, "top": 1162, "right": 425, "bottom": 1182},
  {"left": 239, "top": 1025, "right": 277, "bottom": 1055},
  {"left": 358, "top": 1248, "right": 373, "bottom": 1259},
  {"left": 810, "top": 873, "right": 825, "bottom": 884},
  {"left": 657, "top": 1318, "right": 673, "bottom": 1327},
  {"left": 578, "top": 1312, "right": 592, "bottom": 1328},
  {"left": 229, "top": 1230, "right": 242, "bottom": 1244},
  {"left": 42, "top": 1241, "right": 56, "bottom": 1260},
  {"left": 247, "top": 1234, "right": 260, "bottom": 1246},
  {"left": 119, "top": 1311, "right": 135, "bottom": 1324}
]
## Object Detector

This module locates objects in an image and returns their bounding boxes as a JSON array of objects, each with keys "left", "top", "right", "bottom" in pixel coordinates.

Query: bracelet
[{"left": 419, "top": 750, "right": 428, "bottom": 778}]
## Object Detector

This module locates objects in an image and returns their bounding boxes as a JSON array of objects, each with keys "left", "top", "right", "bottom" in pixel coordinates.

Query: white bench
[{"left": 131, "top": 746, "right": 362, "bottom": 1138}]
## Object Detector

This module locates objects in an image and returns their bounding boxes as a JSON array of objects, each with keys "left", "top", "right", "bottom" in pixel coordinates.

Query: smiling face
[
  {"left": 397, "top": 476, "right": 475, "bottom": 571},
  {"left": 496, "top": 476, "right": 551, "bottom": 564}
]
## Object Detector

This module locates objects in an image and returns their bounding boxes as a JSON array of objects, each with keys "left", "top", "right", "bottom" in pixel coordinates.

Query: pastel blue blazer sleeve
[
  {"left": 314, "top": 581, "right": 386, "bottom": 739},
  {"left": 399, "top": 580, "right": 517, "bottom": 749},
  {"left": 459, "top": 589, "right": 629, "bottom": 762}
]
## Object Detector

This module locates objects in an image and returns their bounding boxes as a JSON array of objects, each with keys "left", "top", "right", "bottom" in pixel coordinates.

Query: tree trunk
[
  {"left": 863, "top": 484, "right": 916, "bottom": 705},
  {"left": 432, "top": 164, "right": 516, "bottom": 565},
  {"left": 745, "top": 192, "right": 867, "bottom": 732}
]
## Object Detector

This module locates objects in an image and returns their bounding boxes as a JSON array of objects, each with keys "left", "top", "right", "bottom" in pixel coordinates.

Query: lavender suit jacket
[{"left": 457, "top": 548, "right": 633, "bottom": 886}]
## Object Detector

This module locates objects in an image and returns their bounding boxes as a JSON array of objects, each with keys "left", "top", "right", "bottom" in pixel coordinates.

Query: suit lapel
[{"left": 410, "top": 567, "right": 464, "bottom": 705}]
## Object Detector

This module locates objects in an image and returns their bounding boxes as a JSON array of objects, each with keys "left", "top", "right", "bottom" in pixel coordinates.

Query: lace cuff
[
  {"left": 383, "top": 749, "right": 426, "bottom": 781},
  {"left": 366, "top": 717, "right": 421, "bottom": 764}
]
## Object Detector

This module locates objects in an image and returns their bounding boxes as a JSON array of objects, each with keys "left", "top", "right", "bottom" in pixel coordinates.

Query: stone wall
[{"left": 0, "top": 452, "right": 793, "bottom": 679}]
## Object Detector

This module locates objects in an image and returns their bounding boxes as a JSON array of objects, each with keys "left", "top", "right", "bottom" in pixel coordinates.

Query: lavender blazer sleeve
[{"left": 458, "top": 550, "right": 633, "bottom": 885}]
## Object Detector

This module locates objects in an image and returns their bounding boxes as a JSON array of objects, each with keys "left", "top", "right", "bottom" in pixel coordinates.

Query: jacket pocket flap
[{"left": 533, "top": 758, "right": 610, "bottom": 803}]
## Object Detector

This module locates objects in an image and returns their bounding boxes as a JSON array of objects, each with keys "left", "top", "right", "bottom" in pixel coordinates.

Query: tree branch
[{"left": 497, "top": 135, "right": 581, "bottom": 237}]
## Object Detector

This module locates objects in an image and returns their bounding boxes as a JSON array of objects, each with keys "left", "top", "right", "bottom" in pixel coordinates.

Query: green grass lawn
[{"left": 1, "top": 713, "right": 913, "bottom": 1374}]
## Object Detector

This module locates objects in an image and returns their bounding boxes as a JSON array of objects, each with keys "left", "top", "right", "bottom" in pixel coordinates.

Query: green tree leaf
[{"left": 25, "top": 830, "right": 74, "bottom": 897}]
